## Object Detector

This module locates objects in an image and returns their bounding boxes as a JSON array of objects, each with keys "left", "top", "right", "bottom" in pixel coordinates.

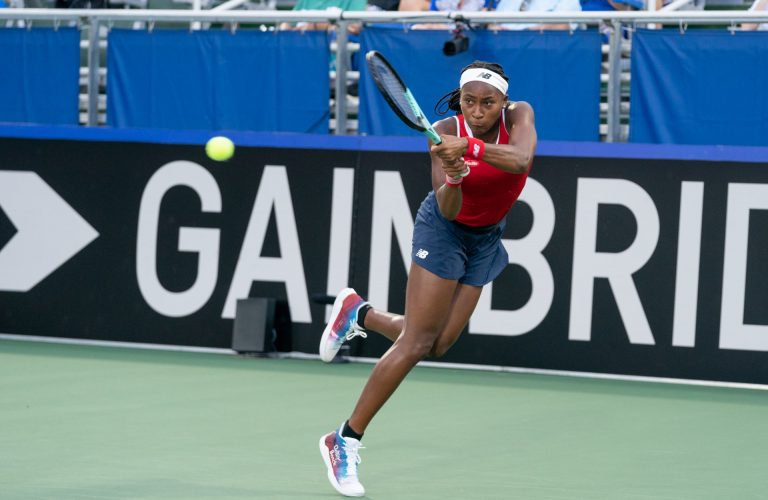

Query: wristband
[
  {"left": 445, "top": 174, "right": 463, "bottom": 186},
  {"left": 465, "top": 137, "right": 485, "bottom": 161}
]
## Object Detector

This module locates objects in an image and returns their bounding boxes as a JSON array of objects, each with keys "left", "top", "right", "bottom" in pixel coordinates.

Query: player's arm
[
  {"left": 480, "top": 101, "right": 537, "bottom": 174},
  {"left": 429, "top": 118, "right": 464, "bottom": 221}
]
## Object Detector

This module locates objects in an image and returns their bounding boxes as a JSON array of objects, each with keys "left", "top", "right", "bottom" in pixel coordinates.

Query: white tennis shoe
[
  {"left": 319, "top": 288, "right": 368, "bottom": 363},
  {"left": 319, "top": 425, "right": 365, "bottom": 497}
]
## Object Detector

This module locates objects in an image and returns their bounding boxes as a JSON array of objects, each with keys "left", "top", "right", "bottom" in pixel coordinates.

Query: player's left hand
[{"left": 431, "top": 135, "right": 469, "bottom": 163}]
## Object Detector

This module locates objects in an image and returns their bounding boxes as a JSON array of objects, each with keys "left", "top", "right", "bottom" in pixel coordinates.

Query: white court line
[
  {"left": 0, "top": 333, "right": 235, "bottom": 355},
  {"left": 2, "top": 333, "right": 767, "bottom": 391}
]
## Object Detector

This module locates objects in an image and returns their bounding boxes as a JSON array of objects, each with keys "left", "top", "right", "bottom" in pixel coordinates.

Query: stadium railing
[{"left": 1, "top": 9, "right": 767, "bottom": 141}]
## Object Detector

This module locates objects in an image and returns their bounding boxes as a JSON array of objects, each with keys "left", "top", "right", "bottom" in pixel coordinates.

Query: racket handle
[{"left": 426, "top": 128, "right": 442, "bottom": 145}]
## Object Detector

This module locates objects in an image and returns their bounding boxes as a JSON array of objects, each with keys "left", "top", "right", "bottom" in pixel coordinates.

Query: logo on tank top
[{"left": 416, "top": 249, "right": 429, "bottom": 259}]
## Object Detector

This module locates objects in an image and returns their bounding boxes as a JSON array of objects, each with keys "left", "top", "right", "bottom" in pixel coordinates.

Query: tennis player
[{"left": 318, "top": 61, "right": 537, "bottom": 497}]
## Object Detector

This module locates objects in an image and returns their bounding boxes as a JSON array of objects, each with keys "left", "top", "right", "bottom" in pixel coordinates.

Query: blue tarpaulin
[
  {"left": 630, "top": 29, "right": 768, "bottom": 146},
  {"left": 107, "top": 29, "right": 330, "bottom": 133},
  {"left": 0, "top": 28, "right": 80, "bottom": 126},
  {"left": 358, "top": 27, "right": 603, "bottom": 141}
]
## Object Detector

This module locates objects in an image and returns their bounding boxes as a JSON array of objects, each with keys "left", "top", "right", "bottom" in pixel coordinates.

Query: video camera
[{"left": 443, "top": 21, "right": 470, "bottom": 56}]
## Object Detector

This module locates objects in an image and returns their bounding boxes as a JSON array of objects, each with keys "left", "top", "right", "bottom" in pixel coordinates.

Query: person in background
[
  {"left": 493, "top": 0, "right": 582, "bottom": 30},
  {"left": 581, "top": 0, "right": 665, "bottom": 10},
  {"left": 367, "top": 0, "right": 400, "bottom": 10},
  {"left": 397, "top": 0, "right": 479, "bottom": 10},
  {"left": 428, "top": 0, "right": 488, "bottom": 10},
  {"left": 580, "top": 0, "right": 630, "bottom": 10},
  {"left": 406, "top": 0, "right": 493, "bottom": 28},
  {"left": 278, "top": 0, "right": 366, "bottom": 32},
  {"left": 397, "top": 0, "right": 424, "bottom": 8},
  {"left": 55, "top": 0, "right": 105, "bottom": 7},
  {"left": 742, "top": 0, "right": 768, "bottom": 30}
]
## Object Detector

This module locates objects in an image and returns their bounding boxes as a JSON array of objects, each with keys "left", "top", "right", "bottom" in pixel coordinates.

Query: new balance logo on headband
[{"left": 460, "top": 68, "right": 509, "bottom": 95}]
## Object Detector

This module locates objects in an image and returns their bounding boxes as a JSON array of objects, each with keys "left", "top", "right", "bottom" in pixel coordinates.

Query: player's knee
[
  {"left": 413, "top": 342, "right": 435, "bottom": 361},
  {"left": 404, "top": 336, "right": 438, "bottom": 362},
  {"left": 428, "top": 342, "right": 449, "bottom": 359}
]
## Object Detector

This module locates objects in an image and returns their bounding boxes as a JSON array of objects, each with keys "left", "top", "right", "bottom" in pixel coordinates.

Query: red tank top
[{"left": 454, "top": 112, "right": 529, "bottom": 227}]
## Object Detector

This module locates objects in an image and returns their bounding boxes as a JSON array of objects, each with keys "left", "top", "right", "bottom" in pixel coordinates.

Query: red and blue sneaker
[
  {"left": 319, "top": 425, "right": 365, "bottom": 497},
  {"left": 319, "top": 288, "right": 368, "bottom": 363}
]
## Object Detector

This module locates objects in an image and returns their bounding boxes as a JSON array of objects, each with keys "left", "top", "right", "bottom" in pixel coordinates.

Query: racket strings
[{"left": 372, "top": 63, "right": 420, "bottom": 123}]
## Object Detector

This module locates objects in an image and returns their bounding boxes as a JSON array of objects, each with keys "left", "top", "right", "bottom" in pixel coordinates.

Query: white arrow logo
[{"left": 0, "top": 171, "right": 99, "bottom": 292}]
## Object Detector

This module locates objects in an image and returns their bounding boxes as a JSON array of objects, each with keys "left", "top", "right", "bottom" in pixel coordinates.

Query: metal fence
[{"left": 2, "top": 8, "right": 768, "bottom": 141}]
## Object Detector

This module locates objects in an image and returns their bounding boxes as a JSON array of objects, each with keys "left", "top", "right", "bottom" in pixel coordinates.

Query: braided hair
[{"left": 434, "top": 61, "right": 509, "bottom": 116}]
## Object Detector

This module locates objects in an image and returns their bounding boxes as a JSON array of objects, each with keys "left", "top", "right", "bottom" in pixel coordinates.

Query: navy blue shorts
[{"left": 411, "top": 191, "right": 508, "bottom": 286}]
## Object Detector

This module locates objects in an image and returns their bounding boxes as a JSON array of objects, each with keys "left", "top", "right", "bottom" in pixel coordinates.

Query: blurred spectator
[
  {"left": 396, "top": 0, "right": 488, "bottom": 9},
  {"left": 367, "top": 0, "right": 400, "bottom": 10},
  {"left": 397, "top": 0, "right": 425, "bottom": 8},
  {"left": 742, "top": 0, "right": 768, "bottom": 30},
  {"left": 56, "top": 0, "right": 106, "bottom": 6},
  {"left": 493, "top": 0, "right": 582, "bottom": 30},
  {"left": 429, "top": 0, "right": 488, "bottom": 9},
  {"left": 581, "top": 0, "right": 664, "bottom": 9},
  {"left": 580, "top": 0, "right": 631, "bottom": 10},
  {"left": 410, "top": 0, "right": 492, "bottom": 28},
  {"left": 279, "top": 0, "right": 366, "bottom": 32}
]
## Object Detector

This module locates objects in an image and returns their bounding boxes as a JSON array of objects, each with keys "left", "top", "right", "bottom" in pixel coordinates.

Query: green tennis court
[{"left": 1, "top": 339, "right": 766, "bottom": 499}]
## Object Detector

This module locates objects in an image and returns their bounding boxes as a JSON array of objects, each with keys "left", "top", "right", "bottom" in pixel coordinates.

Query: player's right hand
[{"left": 431, "top": 135, "right": 468, "bottom": 164}]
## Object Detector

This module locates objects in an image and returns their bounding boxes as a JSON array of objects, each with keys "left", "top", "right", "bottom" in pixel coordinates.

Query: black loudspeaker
[{"left": 232, "top": 297, "right": 276, "bottom": 355}]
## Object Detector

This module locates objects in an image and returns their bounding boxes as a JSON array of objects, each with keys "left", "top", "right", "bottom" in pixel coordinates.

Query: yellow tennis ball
[{"left": 206, "top": 136, "right": 235, "bottom": 162}]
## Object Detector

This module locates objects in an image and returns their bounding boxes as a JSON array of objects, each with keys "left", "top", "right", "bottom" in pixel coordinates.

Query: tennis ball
[{"left": 206, "top": 136, "right": 235, "bottom": 162}]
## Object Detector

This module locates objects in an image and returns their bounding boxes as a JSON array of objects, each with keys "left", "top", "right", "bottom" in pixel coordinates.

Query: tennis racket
[{"left": 365, "top": 50, "right": 442, "bottom": 145}]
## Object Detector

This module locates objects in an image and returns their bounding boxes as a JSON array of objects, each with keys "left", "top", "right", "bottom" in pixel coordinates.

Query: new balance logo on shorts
[{"left": 416, "top": 249, "right": 429, "bottom": 259}]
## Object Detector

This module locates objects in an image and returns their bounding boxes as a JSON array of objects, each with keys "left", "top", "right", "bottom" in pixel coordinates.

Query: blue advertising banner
[
  {"left": 0, "top": 28, "right": 80, "bottom": 126},
  {"left": 630, "top": 29, "right": 768, "bottom": 147},
  {"left": 358, "top": 27, "right": 603, "bottom": 141},
  {"left": 107, "top": 29, "right": 330, "bottom": 133}
]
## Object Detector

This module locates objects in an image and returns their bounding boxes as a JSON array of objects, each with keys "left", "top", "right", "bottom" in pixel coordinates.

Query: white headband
[{"left": 459, "top": 68, "right": 508, "bottom": 96}]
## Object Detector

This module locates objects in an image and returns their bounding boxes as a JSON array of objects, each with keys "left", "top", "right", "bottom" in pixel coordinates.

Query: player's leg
[
  {"left": 320, "top": 219, "right": 496, "bottom": 364},
  {"left": 346, "top": 263, "right": 459, "bottom": 434},
  {"left": 326, "top": 282, "right": 478, "bottom": 360},
  {"left": 429, "top": 282, "right": 483, "bottom": 358},
  {"left": 320, "top": 264, "right": 456, "bottom": 497},
  {"left": 360, "top": 309, "right": 403, "bottom": 342},
  {"left": 319, "top": 289, "right": 404, "bottom": 362},
  {"left": 427, "top": 215, "right": 507, "bottom": 358}
]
